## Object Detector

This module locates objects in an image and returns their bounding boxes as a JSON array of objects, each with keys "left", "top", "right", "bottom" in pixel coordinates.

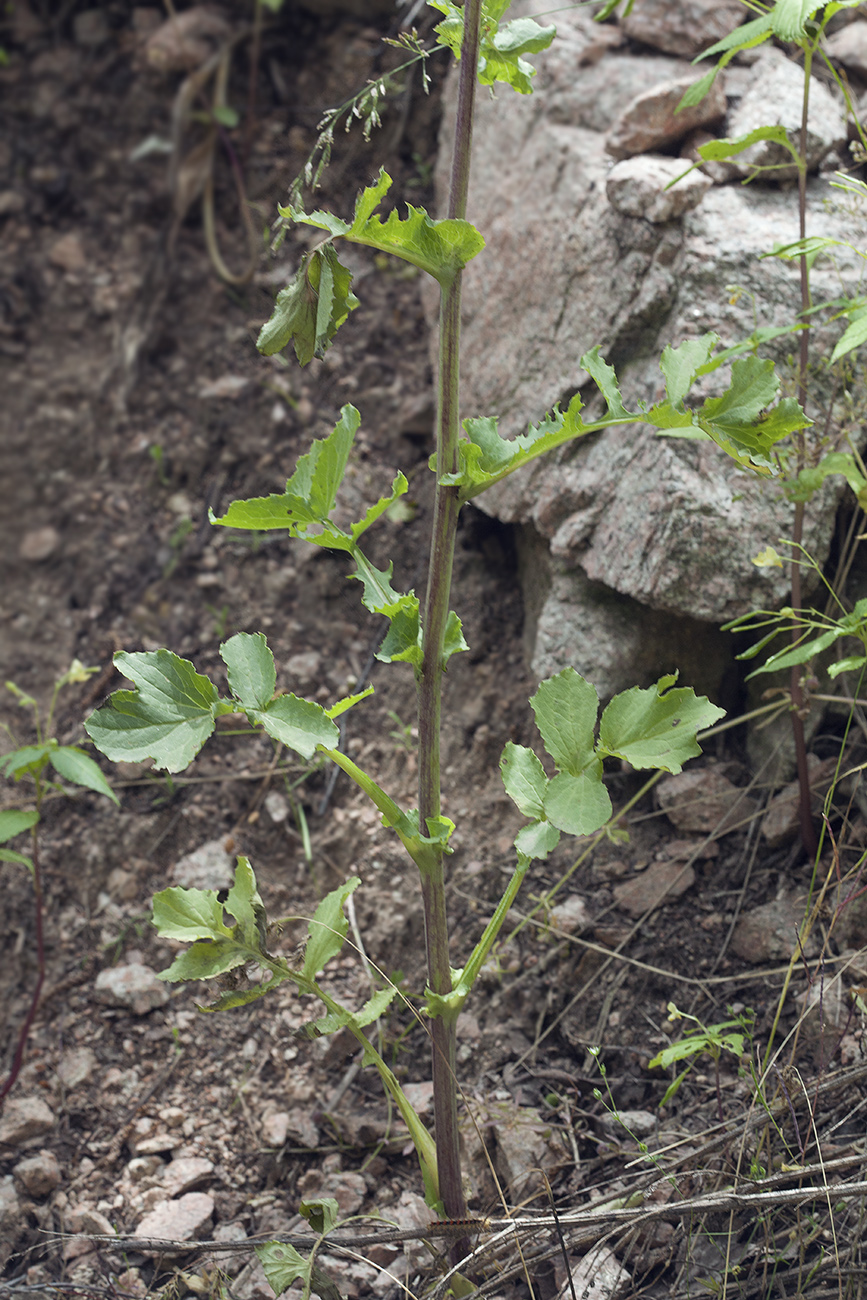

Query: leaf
[
  {"left": 500, "top": 742, "right": 547, "bottom": 819},
  {"left": 582, "top": 348, "right": 629, "bottom": 419},
  {"left": 530, "top": 669, "right": 599, "bottom": 776},
  {"left": 299, "top": 1198, "right": 340, "bottom": 1235},
  {"left": 659, "top": 336, "right": 718, "bottom": 408},
  {"left": 598, "top": 677, "right": 725, "bottom": 773},
  {"left": 831, "top": 311, "right": 867, "bottom": 364},
  {"left": 443, "top": 611, "right": 469, "bottom": 666},
  {"left": 695, "top": 357, "right": 809, "bottom": 471},
  {"left": 252, "top": 695, "right": 339, "bottom": 759},
  {"left": 697, "top": 125, "right": 801, "bottom": 171},
  {"left": 48, "top": 746, "right": 119, "bottom": 804},
  {"left": 160, "top": 939, "right": 249, "bottom": 984},
  {"left": 303, "top": 877, "right": 361, "bottom": 981},
  {"left": 375, "top": 597, "right": 423, "bottom": 667},
  {"left": 0, "top": 848, "right": 33, "bottom": 868},
  {"left": 85, "top": 650, "right": 221, "bottom": 772},
  {"left": 431, "top": 0, "right": 555, "bottom": 94},
  {"left": 152, "top": 886, "right": 232, "bottom": 943},
  {"left": 257, "top": 246, "right": 359, "bottom": 364},
  {"left": 514, "top": 819, "right": 560, "bottom": 861},
  {"left": 788, "top": 451, "right": 867, "bottom": 508},
  {"left": 281, "top": 169, "right": 484, "bottom": 286},
  {"left": 544, "top": 769, "right": 612, "bottom": 836},
  {"left": 771, "top": 0, "right": 821, "bottom": 40},
  {"left": 2, "top": 745, "right": 51, "bottom": 777},
  {"left": 0, "top": 809, "right": 38, "bottom": 843},
  {"left": 257, "top": 1242, "right": 312, "bottom": 1296},
  {"left": 304, "top": 985, "right": 397, "bottom": 1037},
  {"left": 220, "top": 633, "right": 276, "bottom": 711},
  {"left": 226, "top": 857, "right": 268, "bottom": 949}
]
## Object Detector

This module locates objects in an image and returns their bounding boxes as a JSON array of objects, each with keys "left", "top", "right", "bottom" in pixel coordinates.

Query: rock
[
  {"left": 606, "top": 154, "right": 712, "bottom": 222},
  {"left": 824, "top": 22, "right": 867, "bottom": 79},
  {"left": 136, "top": 1192, "right": 215, "bottom": 1242},
  {"left": 19, "top": 525, "right": 60, "bottom": 561},
  {"left": 263, "top": 791, "right": 289, "bottom": 823},
  {"left": 491, "top": 1104, "right": 560, "bottom": 1199},
  {"left": 600, "top": 1108, "right": 656, "bottom": 1138},
  {"left": 144, "top": 8, "right": 231, "bottom": 73},
  {"left": 563, "top": 1246, "right": 632, "bottom": 1300},
  {"left": 48, "top": 233, "right": 86, "bottom": 273},
  {"left": 549, "top": 895, "right": 591, "bottom": 934},
  {"left": 171, "top": 838, "right": 234, "bottom": 890},
  {"left": 64, "top": 1206, "right": 117, "bottom": 1260},
  {"left": 761, "top": 756, "right": 837, "bottom": 846},
  {"left": 57, "top": 1046, "right": 98, "bottom": 1089},
  {"left": 606, "top": 73, "right": 727, "bottom": 159},
  {"left": 125, "top": 1155, "right": 164, "bottom": 1183},
  {"left": 199, "top": 375, "right": 250, "bottom": 399},
  {"left": 622, "top": 0, "right": 746, "bottom": 58},
  {"left": 94, "top": 964, "right": 170, "bottom": 1015},
  {"left": 13, "top": 1150, "right": 62, "bottom": 1197},
  {"left": 428, "top": 0, "right": 866, "bottom": 704},
  {"left": 73, "top": 8, "right": 110, "bottom": 45},
  {"left": 161, "top": 1156, "right": 214, "bottom": 1198},
  {"left": 286, "top": 650, "right": 322, "bottom": 686},
  {"left": 658, "top": 837, "right": 718, "bottom": 861},
  {"left": 613, "top": 861, "right": 696, "bottom": 916},
  {"left": 0, "top": 189, "right": 25, "bottom": 215},
  {"left": 730, "top": 889, "right": 812, "bottom": 962},
  {"left": 401, "top": 1080, "right": 435, "bottom": 1118},
  {"left": 260, "top": 1108, "right": 320, "bottom": 1149},
  {"left": 0, "top": 1096, "right": 55, "bottom": 1148},
  {"left": 657, "top": 767, "right": 756, "bottom": 834},
  {"left": 726, "top": 49, "right": 846, "bottom": 179},
  {"left": 0, "top": 1177, "right": 24, "bottom": 1268}
]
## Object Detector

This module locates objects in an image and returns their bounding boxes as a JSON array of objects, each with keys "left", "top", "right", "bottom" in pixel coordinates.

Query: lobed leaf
[
  {"left": 599, "top": 676, "right": 725, "bottom": 773},
  {"left": 431, "top": 0, "right": 555, "bottom": 94},
  {"left": 257, "top": 246, "right": 358, "bottom": 364},
  {"left": 85, "top": 650, "right": 221, "bottom": 772}
]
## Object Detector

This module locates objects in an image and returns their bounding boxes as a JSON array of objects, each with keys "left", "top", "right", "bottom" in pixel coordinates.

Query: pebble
[
  {"left": 657, "top": 767, "right": 756, "bottom": 835},
  {"left": 19, "top": 526, "right": 61, "bottom": 561},
  {"left": 730, "top": 890, "right": 813, "bottom": 962},
  {"left": 48, "top": 233, "right": 86, "bottom": 273},
  {"left": 63, "top": 1205, "right": 116, "bottom": 1260},
  {"left": 57, "top": 1046, "right": 98, "bottom": 1089},
  {"left": 0, "top": 1096, "right": 55, "bottom": 1148},
  {"left": 171, "top": 838, "right": 234, "bottom": 890},
  {"left": 549, "top": 895, "right": 591, "bottom": 935},
  {"left": 13, "top": 1149, "right": 62, "bottom": 1197},
  {"left": 0, "top": 1177, "right": 23, "bottom": 1268},
  {"left": 136, "top": 1191, "right": 215, "bottom": 1242},
  {"left": 95, "top": 964, "right": 170, "bottom": 1015},
  {"left": 613, "top": 861, "right": 696, "bottom": 917},
  {"left": 160, "top": 1156, "right": 214, "bottom": 1198},
  {"left": 264, "top": 791, "right": 289, "bottom": 824}
]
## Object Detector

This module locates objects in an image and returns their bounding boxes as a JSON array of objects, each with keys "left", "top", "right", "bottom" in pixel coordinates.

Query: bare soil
[{"left": 2, "top": 6, "right": 867, "bottom": 1300}]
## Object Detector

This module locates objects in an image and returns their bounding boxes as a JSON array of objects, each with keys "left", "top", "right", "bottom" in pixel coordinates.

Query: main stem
[
  {"left": 791, "top": 42, "right": 819, "bottom": 860},
  {"left": 417, "top": 0, "right": 483, "bottom": 1236}
]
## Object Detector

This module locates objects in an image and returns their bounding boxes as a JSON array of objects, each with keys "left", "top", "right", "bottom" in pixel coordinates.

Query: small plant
[
  {"left": 649, "top": 1002, "right": 755, "bottom": 1120},
  {"left": 1, "top": 661, "right": 118, "bottom": 1103}
]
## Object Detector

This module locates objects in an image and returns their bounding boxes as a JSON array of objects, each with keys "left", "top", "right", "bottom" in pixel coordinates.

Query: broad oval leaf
[
  {"left": 152, "top": 885, "right": 232, "bottom": 943},
  {"left": 253, "top": 695, "right": 339, "bottom": 759},
  {"left": 531, "top": 668, "right": 599, "bottom": 775},
  {"left": 500, "top": 742, "right": 547, "bottom": 819},
  {"left": 220, "top": 632, "right": 276, "bottom": 711},
  {"left": 49, "top": 746, "right": 119, "bottom": 805},
  {"left": 0, "top": 808, "right": 39, "bottom": 843},
  {"left": 544, "top": 769, "right": 611, "bottom": 836},
  {"left": 303, "top": 876, "right": 361, "bottom": 981}
]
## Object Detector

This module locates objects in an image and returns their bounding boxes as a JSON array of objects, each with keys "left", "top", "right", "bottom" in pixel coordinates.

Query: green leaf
[
  {"left": 582, "top": 348, "right": 630, "bottom": 419},
  {"left": 304, "top": 985, "right": 397, "bottom": 1037},
  {"left": 598, "top": 677, "right": 725, "bottom": 774},
  {"left": 152, "top": 886, "right": 232, "bottom": 943},
  {"left": 0, "top": 809, "right": 38, "bottom": 843},
  {"left": 828, "top": 654, "right": 867, "bottom": 678},
  {"left": 326, "top": 687, "right": 374, "bottom": 721},
  {"left": 676, "top": 67, "right": 719, "bottom": 111},
  {"left": 695, "top": 13, "right": 773, "bottom": 61},
  {"left": 500, "top": 742, "right": 547, "bottom": 819},
  {"left": 432, "top": 0, "right": 555, "bottom": 94},
  {"left": 212, "top": 104, "right": 239, "bottom": 128},
  {"left": 220, "top": 632, "right": 276, "bottom": 711},
  {"left": 159, "top": 939, "right": 249, "bottom": 984},
  {"left": 771, "top": 0, "right": 820, "bottom": 40},
  {"left": 299, "top": 1198, "right": 340, "bottom": 1235},
  {"left": 257, "top": 246, "right": 359, "bottom": 363},
  {"left": 544, "top": 769, "right": 611, "bottom": 836},
  {"left": 514, "top": 819, "right": 560, "bottom": 861},
  {"left": 375, "top": 596, "right": 423, "bottom": 667},
  {"left": 831, "top": 311, "right": 867, "bottom": 363},
  {"left": 0, "top": 848, "right": 33, "bottom": 868},
  {"left": 252, "top": 694, "right": 339, "bottom": 759},
  {"left": 696, "top": 357, "right": 809, "bottom": 471},
  {"left": 256, "top": 1242, "right": 312, "bottom": 1296},
  {"left": 659, "top": 335, "right": 718, "bottom": 408},
  {"left": 2, "top": 745, "right": 51, "bottom": 778},
  {"left": 48, "top": 747, "right": 119, "bottom": 805},
  {"left": 226, "top": 857, "right": 268, "bottom": 948},
  {"left": 281, "top": 169, "right": 485, "bottom": 286},
  {"left": 443, "top": 611, "right": 469, "bottom": 666},
  {"left": 530, "top": 669, "right": 599, "bottom": 776},
  {"left": 303, "top": 877, "right": 360, "bottom": 981},
  {"left": 84, "top": 650, "right": 220, "bottom": 772},
  {"left": 697, "top": 125, "right": 801, "bottom": 171}
]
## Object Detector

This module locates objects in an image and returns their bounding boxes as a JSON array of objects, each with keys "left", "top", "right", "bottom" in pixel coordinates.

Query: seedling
[{"left": 650, "top": 1002, "right": 755, "bottom": 1120}]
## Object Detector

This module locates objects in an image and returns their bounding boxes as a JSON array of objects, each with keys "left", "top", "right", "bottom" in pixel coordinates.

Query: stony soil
[{"left": 2, "top": 6, "right": 867, "bottom": 1300}]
